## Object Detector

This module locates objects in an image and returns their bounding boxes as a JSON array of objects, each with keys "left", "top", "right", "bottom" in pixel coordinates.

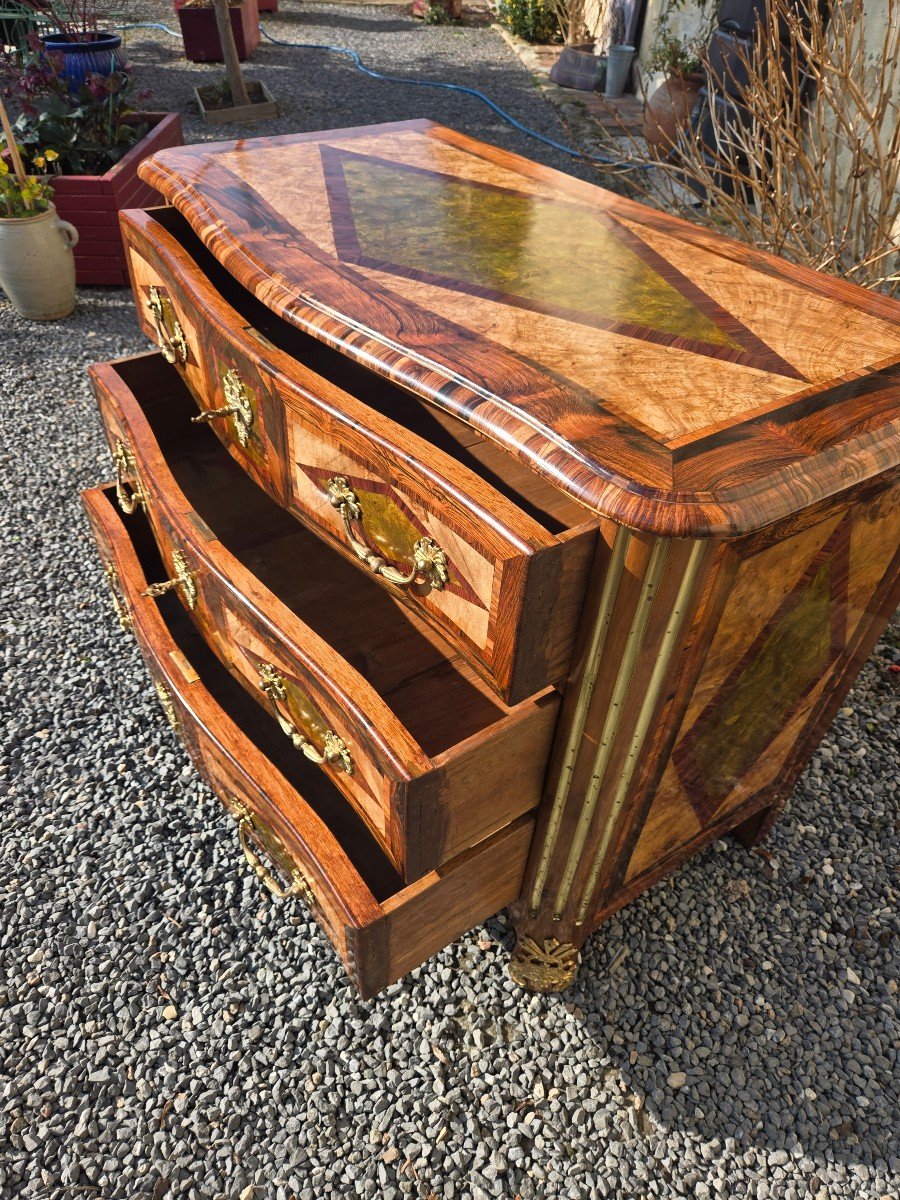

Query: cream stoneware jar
[{"left": 0, "top": 202, "right": 79, "bottom": 320}]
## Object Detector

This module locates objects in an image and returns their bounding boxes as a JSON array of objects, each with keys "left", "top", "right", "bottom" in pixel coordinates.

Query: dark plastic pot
[
  {"left": 41, "top": 32, "right": 124, "bottom": 91},
  {"left": 549, "top": 45, "right": 606, "bottom": 93}
]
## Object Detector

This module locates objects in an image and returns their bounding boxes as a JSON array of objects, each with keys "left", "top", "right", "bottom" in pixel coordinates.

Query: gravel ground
[
  {"left": 2, "top": 6, "right": 899, "bottom": 1198},
  {"left": 117, "top": 0, "right": 608, "bottom": 185}
]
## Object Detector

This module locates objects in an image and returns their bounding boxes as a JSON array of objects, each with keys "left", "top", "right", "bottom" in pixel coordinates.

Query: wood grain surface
[
  {"left": 138, "top": 120, "right": 900, "bottom": 537},
  {"left": 121, "top": 205, "right": 599, "bottom": 704},
  {"left": 82, "top": 482, "right": 537, "bottom": 999},
  {"left": 88, "top": 351, "right": 558, "bottom": 880}
]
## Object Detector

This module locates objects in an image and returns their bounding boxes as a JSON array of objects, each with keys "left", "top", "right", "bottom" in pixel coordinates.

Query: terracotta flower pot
[
  {"left": 643, "top": 72, "right": 704, "bottom": 151},
  {"left": 0, "top": 202, "right": 78, "bottom": 320}
]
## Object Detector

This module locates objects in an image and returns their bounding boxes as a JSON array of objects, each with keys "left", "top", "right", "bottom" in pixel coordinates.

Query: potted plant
[
  {"left": 175, "top": 0, "right": 260, "bottom": 63},
  {"left": 12, "top": 0, "right": 126, "bottom": 88},
  {"left": 193, "top": 0, "right": 277, "bottom": 124},
  {"left": 1, "top": 40, "right": 183, "bottom": 283},
  {"left": 546, "top": 0, "right": 605, "bottom": 91},
  {"left": 0, "top": 97, "right": 78, "bottom": 318},
  {"left": 643, "top": 0, "right": 714, "bottom": 149}
]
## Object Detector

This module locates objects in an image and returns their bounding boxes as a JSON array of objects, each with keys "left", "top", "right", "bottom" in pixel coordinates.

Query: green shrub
[{"left": 498, "top": 0, "right": 559, "bottom": 44}]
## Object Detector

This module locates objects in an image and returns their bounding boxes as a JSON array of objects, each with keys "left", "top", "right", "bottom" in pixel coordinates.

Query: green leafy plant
[
  {"left": 423, "top": 1, "right": 456, "bottom": 24},
  {"left": 646, "top": 0, "right": 715, "bottom": 76},
  {"left": 497, "top": 0, "right": 559, "bottom": 44},
  {"left": 0, "top": 156, "right": 54, "bottom": 215},
  {"left": 1, "top": 41, "right": 150, "bottom": 174}
]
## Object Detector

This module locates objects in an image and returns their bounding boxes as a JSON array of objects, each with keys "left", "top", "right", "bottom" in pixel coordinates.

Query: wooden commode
[{"left": 82, "top": 120, "right": 900, "bottom": 997}]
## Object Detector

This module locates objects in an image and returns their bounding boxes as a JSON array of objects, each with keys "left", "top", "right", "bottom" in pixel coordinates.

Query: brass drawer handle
[
  {"left": 142, "top": 547, "right": 198, "bottom": 610},
  {"left": 230, "top": 799, "right": 316, "bottom": 905},
  {"left": 153, "top": 680, "right": 180, "bottom": 733},
  {"left": 147, "top": 284, "right": 188, "bottom": 366},
  {"left": 113, "top": 437, "right": 146, "bottom": 515},
  {"left": 191, "top": 368, "right": 254, "bottom": 448},
  {"left": 257, "top": 663, "right": 353, "bottom": 776},
  {"left": 325, "top": 476, "right": 449, "bottom": 591},
  {"left": 104, "top": 562, "right": 132, "bottom": 632}
]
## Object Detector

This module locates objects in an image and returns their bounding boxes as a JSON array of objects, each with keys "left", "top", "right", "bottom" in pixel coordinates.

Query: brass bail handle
[
  {"left": 142, "top": 547, "right": 198, "bottom": 610},
  {"left": 103, "top": 562, "right": 132, "bottom": 632},
  {"left": 146, "top": 284, "right": 188, "bottom": 366},
  {"left": 230, "top": 799, "right": 316, "bottom": 905},
  {"left": 113, "top": 438, "right": 145, "bottom": 516},
  {"left": 257, "top": 663, "right": 353, "bottom": 776},
  {"left": 191, "top": 368, "right": 254, "bottom": 448},
  {"left": 325, "top": 476, "right": 450, "bottom": 591}
]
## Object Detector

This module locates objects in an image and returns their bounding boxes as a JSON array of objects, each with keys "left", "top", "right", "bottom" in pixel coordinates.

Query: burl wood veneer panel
[
  {"left": 140, "top": 120, "right": 900, "bottom": 536},
  {"left": 624, "top": 482, "right": 900, "bottom": 884}
]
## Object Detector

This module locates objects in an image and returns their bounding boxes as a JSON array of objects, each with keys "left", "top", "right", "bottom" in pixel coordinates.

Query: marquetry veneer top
[{"left": 140, "top": 120, "right": 900, "bottom": 536}]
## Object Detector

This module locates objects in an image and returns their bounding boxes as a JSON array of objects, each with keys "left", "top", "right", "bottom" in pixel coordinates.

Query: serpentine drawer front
[
  {"left": 80, "top": 121, "right": 899, "bottom": 995},
  {"left": 82, "top": 482, "right": 534, "bottom": 1000},
  {"left": 90, "top": 351, "right": 559, "bottom": 881},
  {"left": 121, "top": 206, "right": 598, "bottom": 706}
]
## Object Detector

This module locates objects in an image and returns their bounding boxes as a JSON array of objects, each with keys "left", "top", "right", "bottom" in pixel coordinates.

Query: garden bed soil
[{"left": 195, "top": 81, "right": 278, "bottom": 124}]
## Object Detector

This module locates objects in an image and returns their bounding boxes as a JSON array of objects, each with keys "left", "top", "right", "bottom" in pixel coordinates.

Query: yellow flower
[
  {"left": 34, "top": 156, "right": 46, "bottom": 169},
  {"left": 44, "top": 149, "right": 59, "bottom": 162},
  {"left": 0, "top": 160, "right": 8, "bottom": 175}
]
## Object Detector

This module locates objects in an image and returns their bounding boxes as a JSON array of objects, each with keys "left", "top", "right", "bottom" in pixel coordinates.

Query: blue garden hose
[{"left": 118, "top": 19, "right": 649, "bottom": 173}]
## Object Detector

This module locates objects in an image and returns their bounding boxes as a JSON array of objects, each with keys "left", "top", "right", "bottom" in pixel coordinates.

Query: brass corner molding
[{"left": 508, "top": 936, "right": 579, "bottom": 993}]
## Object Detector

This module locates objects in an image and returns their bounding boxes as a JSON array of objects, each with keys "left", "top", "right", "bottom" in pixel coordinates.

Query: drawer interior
[
  {"left": 149, "top": 205, "right": 588, "bottom": 536},
  {"left": 114, "top": 355, "right": 527, "bottom": 760},
  {"left": 121, "top": 490, "right": 404, "bottom": 903}
]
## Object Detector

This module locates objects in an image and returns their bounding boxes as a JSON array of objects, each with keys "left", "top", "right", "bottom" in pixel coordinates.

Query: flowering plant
[
  {"left": 0, "top": 157, "right": 54, "bottom": 216},
  {"left": 1, "top": 39, "right": 150, "bottom": 174}
]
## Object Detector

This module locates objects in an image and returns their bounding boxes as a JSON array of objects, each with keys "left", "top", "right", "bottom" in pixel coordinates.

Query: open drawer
[
  {"left": 83, "top": 484, "right": 533, "bottom": 998},
  {"left": 121, "top": 205, "right": 598, "bottom": 705},
  {"left": 90, "top": 352, "right": 559, "bottom": 881}
]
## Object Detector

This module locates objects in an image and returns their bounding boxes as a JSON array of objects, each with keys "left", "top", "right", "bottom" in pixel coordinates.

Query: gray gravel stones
[
  {"left": 1, "top": 6, "right": 898, "bottom": 1197},
  {"left": 119, "top": 0, "right": 611, "bottom": 186}
]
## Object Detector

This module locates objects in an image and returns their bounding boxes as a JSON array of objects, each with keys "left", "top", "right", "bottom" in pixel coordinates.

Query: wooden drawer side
[
  {"left": 120, "top": 206, "right": 599, "bottom": 704},
  {"left": 82, "top": 484, "right": 535, "bottom": 998}
]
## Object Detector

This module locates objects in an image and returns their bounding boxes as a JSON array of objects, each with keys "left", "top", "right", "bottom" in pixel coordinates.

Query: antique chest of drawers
[{"left": 83, "top": 120, "right": 900, "bottom": 997}]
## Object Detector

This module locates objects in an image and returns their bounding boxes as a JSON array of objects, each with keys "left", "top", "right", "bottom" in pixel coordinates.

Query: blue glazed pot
[{"left": 41, "top": 32, "right": 124, "bottom": 91}]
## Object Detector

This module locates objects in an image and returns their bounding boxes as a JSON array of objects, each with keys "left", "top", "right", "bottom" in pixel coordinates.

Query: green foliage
[
  {"left": 646, "top": 0, "right": 716, "bottom": 75},
  {"left": 423, "top": 1, "right": 456, "bottom": 24},
  {"left": 497, "top": 0, "right": 559, "bottom": 44},
  {"left": 3, "top": 46, "right": 151, "bottom": 175},
  {"left": 0, "top": 159, "right": 55, "bottom": 217}
]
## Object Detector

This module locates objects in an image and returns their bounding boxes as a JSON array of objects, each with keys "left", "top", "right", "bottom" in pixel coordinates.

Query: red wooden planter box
[
  {"left": 174, "top": 0, "right": 261, "bottom": 62},
  {"left": 258, "top": 0, "right": 276, "bottom": 10},
  {"left": 51, "top": 113, "right": 183, "bottom": 286}
]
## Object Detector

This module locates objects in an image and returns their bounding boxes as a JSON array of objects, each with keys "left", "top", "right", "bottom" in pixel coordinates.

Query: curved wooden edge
[
  {"left": 121, "top": 208, "right": 595, "bottom": 704},
  {"left": 137, "top": 126, "right": 900, "bottom": 539},
  {"left": 83, "top": 484, "right": 540, "bottom": 998},
  {"left": 121, "top": 206, "right": 555, "bottom": 557},
  {"left": 80, "top": 484, "right": 384, "bottom": 968},
  {"left": 88, "top": 358, "right": 433, "bottom": 787}
]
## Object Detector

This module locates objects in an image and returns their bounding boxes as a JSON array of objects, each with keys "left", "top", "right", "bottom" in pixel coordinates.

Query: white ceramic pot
[{"left": 0, "top": 202, "right": 79, "bottom": 320}]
